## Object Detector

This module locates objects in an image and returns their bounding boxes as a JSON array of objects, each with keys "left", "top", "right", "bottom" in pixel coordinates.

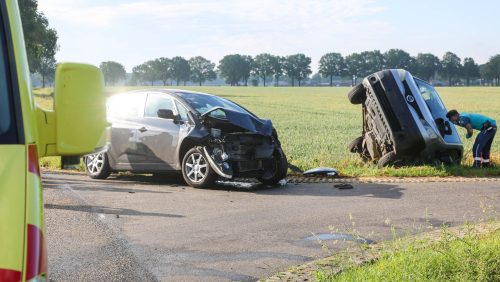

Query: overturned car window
[
  {"left": 176, "top": 92, "right": 251, "bottom": 116},
  {"left": 415, "top": 79, "right": 447, "bottom": 119}
]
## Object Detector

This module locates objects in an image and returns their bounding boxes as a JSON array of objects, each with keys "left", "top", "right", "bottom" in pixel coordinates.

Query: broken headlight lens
[{"left": 211, "top": 128, "right": 221, "bottom": 138}]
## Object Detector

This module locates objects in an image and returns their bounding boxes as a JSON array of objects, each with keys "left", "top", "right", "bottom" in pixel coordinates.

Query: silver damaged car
[{"left": 84, "top": 90, "right": 288, "bottom": 188}]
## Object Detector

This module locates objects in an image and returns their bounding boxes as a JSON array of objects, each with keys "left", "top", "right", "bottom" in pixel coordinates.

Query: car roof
[
  {"left": 113, "top": 88, "right": 217, "bottom": 98},
  {"left": 109, "top": 89, "right": 223, "bottom": 113}
]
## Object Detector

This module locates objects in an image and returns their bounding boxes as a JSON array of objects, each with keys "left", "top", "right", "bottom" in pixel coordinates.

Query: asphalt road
[{"left": 42, "top": 172, "right": 500, "bottom": 281}]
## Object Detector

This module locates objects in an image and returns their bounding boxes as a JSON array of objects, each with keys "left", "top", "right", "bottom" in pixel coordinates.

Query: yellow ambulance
[{"left": 0, "top": 1, "right": 106, "bottom": 281}]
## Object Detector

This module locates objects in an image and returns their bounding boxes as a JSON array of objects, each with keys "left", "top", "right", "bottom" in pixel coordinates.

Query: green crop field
[{"left": 34, "top": 86, "right": 500, "bottom": 177}]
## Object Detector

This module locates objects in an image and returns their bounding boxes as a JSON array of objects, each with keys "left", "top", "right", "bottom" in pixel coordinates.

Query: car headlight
[{"left": 421, "top": 119, "right": 438, "bottom": 139}]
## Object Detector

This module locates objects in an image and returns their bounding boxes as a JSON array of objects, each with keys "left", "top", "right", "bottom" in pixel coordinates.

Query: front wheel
[
  {"left": 182, "top": 147, "right": 217, "bottom": 188},
  {"left": 84, "top": 152, "right": 111, "bottom": 179},
  {"left": 257, "top": 148, "right": 288, "bottom": 185},
  {"left": 377, "top": 151, "right": 404, "bottom": 168}
]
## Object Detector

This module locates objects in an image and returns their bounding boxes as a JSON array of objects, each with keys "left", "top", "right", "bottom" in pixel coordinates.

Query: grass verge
[{"left": 316, "top": 224, "right": 500, "bottom": 282}]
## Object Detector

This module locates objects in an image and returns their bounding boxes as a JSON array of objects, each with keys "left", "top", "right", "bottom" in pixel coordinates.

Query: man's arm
[{"left": 465, "top": 123, "right": 474, "bottom": 139}]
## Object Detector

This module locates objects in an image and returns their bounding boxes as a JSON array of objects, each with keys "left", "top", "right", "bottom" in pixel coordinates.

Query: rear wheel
[
  {"left": 182, "top": 147, "right": 217, "bottom": 188},
  {"left": 348, "top": 83, "right": 366, "bottom": 104},
  {"left": 257, "top": 148, "right": 288, "bottom": 185},
  {"left": 84, "top": 152, "right": 111, "bottom": 179}
]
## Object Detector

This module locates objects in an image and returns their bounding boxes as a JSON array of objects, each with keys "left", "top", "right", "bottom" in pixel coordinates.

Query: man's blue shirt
[{"left": 458, "top": 113, "right": 497, "bottom": 131}]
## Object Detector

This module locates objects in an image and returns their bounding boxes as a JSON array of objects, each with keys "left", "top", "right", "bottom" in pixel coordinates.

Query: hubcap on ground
[
  {"left": 185, "top": 152, "right": 208, "bottom": 183},
  {"left": 86, "top": 153, "right": 104, "bottom": 174}
]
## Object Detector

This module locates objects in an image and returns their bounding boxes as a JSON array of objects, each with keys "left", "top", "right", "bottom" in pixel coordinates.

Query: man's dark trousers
[{"left": 473, "top": 126, "right": 497, "bottom": 167}]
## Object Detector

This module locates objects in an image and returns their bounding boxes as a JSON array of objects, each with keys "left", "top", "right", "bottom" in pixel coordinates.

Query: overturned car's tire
[
  {"left": 84, "top": 152, "right": 111, "bottom": 179},
  {"left": 348, "top": 136, "right": 364, "bottom": 153},
  {"left": 257, "top": 148, "right": 288, "bottom": 185},
  {"left": 348, "top": 83, "right": 366, "bottom": 104},
  {"left": 377, "top": 152, "right": 402, "bottom": 168},
  {"left": 182, "top": 147, "right": 217, "bottom": 188}
]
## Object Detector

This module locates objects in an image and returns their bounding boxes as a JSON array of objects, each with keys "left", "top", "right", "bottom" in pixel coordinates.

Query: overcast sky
[{"left": 38, "top": 0, "right": 500, "bottom": 73}]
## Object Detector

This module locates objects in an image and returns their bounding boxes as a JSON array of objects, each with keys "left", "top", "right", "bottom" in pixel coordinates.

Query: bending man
[{"left": 447, "top": 110, "right": 496, "bottom": 168}]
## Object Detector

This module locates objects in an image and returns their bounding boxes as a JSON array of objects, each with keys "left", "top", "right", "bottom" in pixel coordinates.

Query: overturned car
[
  {"left": 348, "top": 69, "right": 463, "bottom": 167},
  {"left": 84, "top": 90, "right": 288, "bottom": 188}
]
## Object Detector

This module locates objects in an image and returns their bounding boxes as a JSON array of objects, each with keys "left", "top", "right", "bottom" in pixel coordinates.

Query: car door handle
[{"left": 138, "top": 127, "right": 148, "bottom": 133}]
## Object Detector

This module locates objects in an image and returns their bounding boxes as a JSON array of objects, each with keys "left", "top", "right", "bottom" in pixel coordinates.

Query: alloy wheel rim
[
  {"left": 185, "top": 152, "right": 208, "bottom": 183},
  {"left": 86, "top": 153, "right": 104, "bottom": 174}
]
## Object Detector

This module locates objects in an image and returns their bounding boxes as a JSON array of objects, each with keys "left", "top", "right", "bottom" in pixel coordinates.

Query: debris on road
[
  {"left": 303, "top": 167, "right": 338, "bottom": 177},
  {"left": 334, "top": 183, "right": 354, "bottom": 189}
]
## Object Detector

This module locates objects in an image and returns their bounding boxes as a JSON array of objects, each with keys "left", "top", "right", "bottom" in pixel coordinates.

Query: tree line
[
  {"left": 103, "top": 50, "right": 500, "bottom": 87},
  {"left": 17, "top": 1, "right": 500, "bottom": 88},
  {"left": 19, "top": 0, "right": 59, "bottom": 88}
]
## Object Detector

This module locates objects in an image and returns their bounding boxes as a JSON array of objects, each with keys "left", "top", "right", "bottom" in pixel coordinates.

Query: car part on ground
[
  {"left": 334, "top": 183, "right": 354, "bottom": 189},
  {"left": 347, "top": 69, "right": 463, "bottom": 167},
  {"left": 84, "top": 90, "right": 288, "bottom": 188},
  {"left": 303, "top": 167, "right": 338, "bottom": 177}
]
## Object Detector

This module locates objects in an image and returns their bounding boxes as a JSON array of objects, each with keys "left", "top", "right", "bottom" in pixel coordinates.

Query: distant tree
[
  {"left": 171, "top": 56, "right": 191, "bottom": 86},
  {"left": 219, "top": 54, "right": 244, "bottom": 86},
  {"left": 484, "top": 55, "right": 500, "bottom": 86},
  {"left": 19, "top": 0, "right": 59, "bottom": 74},
  {"left": 384, "top": 49, "right": 414, "bottom": 70},
  {"left": 188, "top": 56, "right": 216, "bottom": 86},
  {"left": 413, "top": 53, "right": 441, "bottom": 81},
  {"left": 461, "top": 57, "right": 480, "bottom": 86},
  {"left": 38, "top": 29, "right": 58, "bottom": 87},
  {"left": 218, "top": 54, "right": 253, "bottom": 86},
  {"left": 318, "top": 52, "right": 345, "bottom": 87},
  {"left": 480, "top": 63, "right": 495, "bottom": 86},
  {"left": 253, "top": 53, "right": 274, "bottom": 87},
  {"left": 132, "top": 61, "right": 156, "bottom": 86},
  {"left": 270, "top": 56, "right": 284, "bottom": 86},
  {"left": 441, "top": 52, "right": 462, "bottom": 86},
  {"left": 152, "top": 57, "right": 171, "bottom": 86},
  {"left": 99, "top": 61, "right": 126, "bottom": 86},
  {"left": 241, "top": 55, "right": 253, "bottom": 86},
  {"left": 345, "top": 53, "right": 364, "bottom": 85},
  {"left": 360, "top": 50, "right": 384, "bottom": 76},
  {"left": 284, "top": 54, "right": 311, "bottom": 87}
]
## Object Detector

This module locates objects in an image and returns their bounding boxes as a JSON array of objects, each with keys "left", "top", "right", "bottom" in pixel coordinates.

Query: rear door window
[
  {"left": 107, "top": 93, "right": 145, "bottom": 119},
  {"left": 0, "top": 12, "right": 18, "bottom": 144}
]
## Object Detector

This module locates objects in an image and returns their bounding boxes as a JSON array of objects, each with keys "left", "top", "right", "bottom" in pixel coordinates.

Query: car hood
[{"left": 202, "top": 107, "right": 273, "bottom": 136}]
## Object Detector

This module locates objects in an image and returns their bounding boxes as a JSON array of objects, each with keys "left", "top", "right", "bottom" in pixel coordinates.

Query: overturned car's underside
[{"left": 347, "top": 69, "right": 463, "bottom": 168}]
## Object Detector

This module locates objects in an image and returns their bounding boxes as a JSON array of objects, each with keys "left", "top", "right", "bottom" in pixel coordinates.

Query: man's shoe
[
  {"left": 482, "top": 162, "right": 490, "bottom": 168},
  {"left": 473, "top": 161, "right": 482, "bottom": 168}
]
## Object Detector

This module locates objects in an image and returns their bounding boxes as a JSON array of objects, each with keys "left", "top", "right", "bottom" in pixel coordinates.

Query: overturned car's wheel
[
  {"left": 348, "top": 83, "right": 366, "bottom": 104},
  {"left": 84, "top": 152, "right": 111, "bottom": 179},
  {"left": 348, "top": 136, "right": 364, "bottom": 153},
  {"left": 377, "top": 152, "right": 403, "bottom": 168},
  {"left": 182, "top": 147, "right": 217, "bottom": 188},
  {"left": 257, "top": 148, "right": 288, "bottom": 185}
]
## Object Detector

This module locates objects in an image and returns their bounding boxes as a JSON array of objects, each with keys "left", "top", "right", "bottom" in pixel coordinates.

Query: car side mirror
[
  {"left": 36, "top": 63, "right": 107, "bottom": 157},
  {"left": 157, "top": 109, "right": 175, "bottom": 120}
]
